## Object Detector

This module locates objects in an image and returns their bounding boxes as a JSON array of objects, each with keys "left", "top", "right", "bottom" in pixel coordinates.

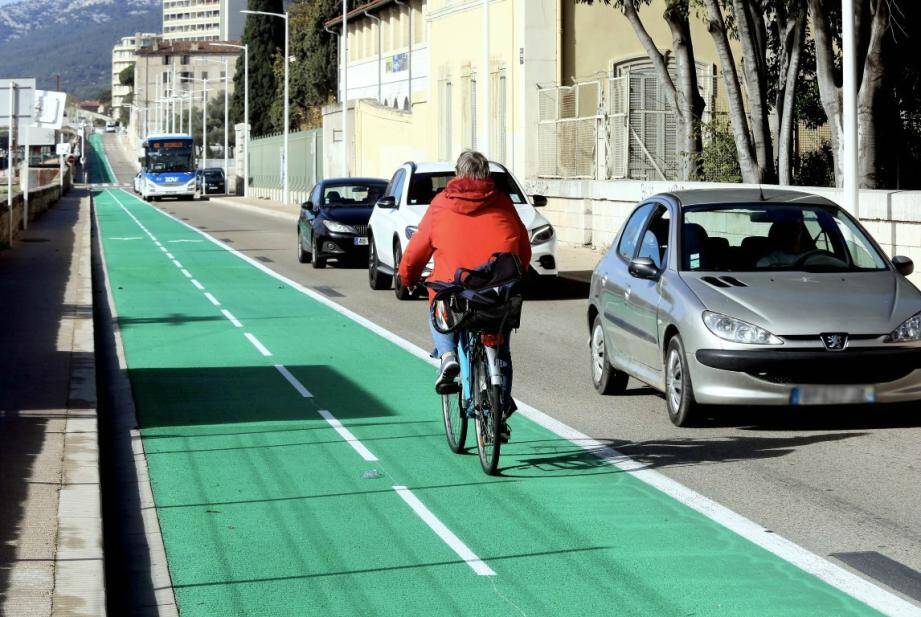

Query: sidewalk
[
  {"left": 0, "top": 189, "right": 105, "bottom": 616},
  {"left": 208, "top": 194, "right": 604, "bottom": 274}
]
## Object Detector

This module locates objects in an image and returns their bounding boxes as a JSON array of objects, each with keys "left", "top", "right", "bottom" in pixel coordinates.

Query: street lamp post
[
  {"left": 842, "top": 0, "right": 858, "bottom": 216},
  {"left": 210, "top": 42, "right": 249, "bottom": 197},
  {"left": 242, "top": 9, "right": 289, "bottom": 204},
  {"left": 342, "top": 0, "right": 349, "bottom": 177},
  {"left": 180, "top": 76, "right": 209, "bottom": 169}
]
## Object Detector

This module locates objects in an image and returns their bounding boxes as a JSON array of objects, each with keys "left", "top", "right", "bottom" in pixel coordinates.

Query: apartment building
[
  {"left": 133, "top": 40, "right": 241, "bottom": 136},
  {"left": 162, "top": 0, "right": 245, "bottom": 42},
  {"left": 111, "top": 32, "right": 162, "bottom": 117}
]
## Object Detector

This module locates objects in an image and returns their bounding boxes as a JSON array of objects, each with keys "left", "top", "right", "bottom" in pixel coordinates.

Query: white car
[
  {"left": 133, "top": 170, "right": 144, "bottom": 194},
  {"left": 368, "top": 161, "right": 558, "bottom": 300}
]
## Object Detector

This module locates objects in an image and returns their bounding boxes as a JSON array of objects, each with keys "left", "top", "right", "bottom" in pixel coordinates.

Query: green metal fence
[{"left": 249, "top": 129, "right": 323, "bottom": 196}]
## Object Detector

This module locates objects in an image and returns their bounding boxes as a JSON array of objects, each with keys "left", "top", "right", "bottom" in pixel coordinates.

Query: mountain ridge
[{"left": 0, "top": 0, "right": 162, "bottom": 99}]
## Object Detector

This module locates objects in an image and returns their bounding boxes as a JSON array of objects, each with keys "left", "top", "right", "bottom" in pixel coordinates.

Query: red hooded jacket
[{"left": 399, "top": 176, "right": 531, "bottom": 302}]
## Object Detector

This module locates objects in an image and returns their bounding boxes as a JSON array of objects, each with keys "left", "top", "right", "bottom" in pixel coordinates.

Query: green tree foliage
[
  {"left": 233, "top": 0, "right": 286, "bottom": 136},
  {"left": 118, "top": 65, "right": 135, "bottom": 88},
  {"left": 697, "top": 118, "right": 743, "bottom": 183},
  {"left": 269, "top": 0, "right": 340, "bottom": 130}
]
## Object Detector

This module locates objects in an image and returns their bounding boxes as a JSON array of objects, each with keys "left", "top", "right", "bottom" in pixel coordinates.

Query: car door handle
[{"left": 624, "top": 286, "right": 632, "bottom": 300}]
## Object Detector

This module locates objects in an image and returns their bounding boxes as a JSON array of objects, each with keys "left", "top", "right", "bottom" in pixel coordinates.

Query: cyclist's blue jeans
[{"left": 429, "top": 320, "right": 516, "bottom": 416}]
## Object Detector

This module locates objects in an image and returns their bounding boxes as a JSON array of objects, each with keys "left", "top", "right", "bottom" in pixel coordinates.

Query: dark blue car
[{"left": 297, "top": 178, "right": 388, "bottom": 268}]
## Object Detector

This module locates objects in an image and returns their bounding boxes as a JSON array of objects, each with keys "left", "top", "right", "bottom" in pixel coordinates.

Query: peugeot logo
[{"left": 821, "top": 333, "right": 848, "bottom": 351}]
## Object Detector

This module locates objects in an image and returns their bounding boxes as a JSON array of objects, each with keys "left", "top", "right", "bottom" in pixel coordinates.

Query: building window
[
  {"left": 181, "top": 55, "right": 190, "bottom": 65},
  {"left": 162, "top": 55, "right": 171, "bottom": 65}
]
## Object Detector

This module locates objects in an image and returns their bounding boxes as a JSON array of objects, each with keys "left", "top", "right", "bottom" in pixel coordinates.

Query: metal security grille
[{"left": 536, "top": 80, "right": 602, "bottom": 179}]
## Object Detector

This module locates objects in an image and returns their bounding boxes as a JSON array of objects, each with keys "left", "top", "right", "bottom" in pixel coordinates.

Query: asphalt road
[{"left": 101, "top": 134, "right": 921, "bottom": 607}]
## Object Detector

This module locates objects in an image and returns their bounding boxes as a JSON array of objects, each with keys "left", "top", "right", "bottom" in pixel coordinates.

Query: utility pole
[
  {"left": 6, "top": 82, "right": 14, "bottom": 247},
  {"left": 202, "top": 78, "right": 208, "bottom": 170},
  {"left": 342, "top": 0, "right": 349, "bottom": 177},
  {"left": 224, "top": 56, "right": 229, "bottom": 180},
  {"left": 480, "top": 0, "right": 489, "bottom": 157},
  {"left": 842, "top": 0, "right": 858, "bottom": 216}
]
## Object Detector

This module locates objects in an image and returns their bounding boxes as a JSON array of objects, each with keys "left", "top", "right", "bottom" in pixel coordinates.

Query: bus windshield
[{"left": 145, "top": 140, "right": 193, "bottom": 173}]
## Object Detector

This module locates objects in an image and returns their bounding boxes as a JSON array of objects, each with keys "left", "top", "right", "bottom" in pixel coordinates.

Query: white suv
[{"left": 367, "top": 161, "right": 558, "bottom": 300}]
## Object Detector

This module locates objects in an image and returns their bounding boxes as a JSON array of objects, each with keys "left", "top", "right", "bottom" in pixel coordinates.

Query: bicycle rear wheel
[
  {"left": 441, "top": 389, "right": 468, "bottom": 453},
  {"left": 473, "top": 350, "right": 502, "bottom": 475}
]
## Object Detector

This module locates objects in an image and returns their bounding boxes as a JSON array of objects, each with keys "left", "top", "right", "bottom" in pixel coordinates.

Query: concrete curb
[
  {"left": 90, "top": 195, "right": 179, "bottom": 617},
  {"left": 50, "top": 192, "right": 106, "bottom": 616}
]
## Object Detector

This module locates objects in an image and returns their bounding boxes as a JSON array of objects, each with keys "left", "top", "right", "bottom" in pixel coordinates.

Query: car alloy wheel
[
  {"left": 591, "top": 314, "right": 628, "bottom": 395},
  {"left": 297, "top": 229, "right": 310, "bottom": 264},
  {"left": 393, "top": 242, "right": 411, "bottom": 300},
  {"left": 311, "top": 234, "right": 326, "bottom": 269},
  {"left": 368, "top": 235, "right": 393, "bottom": 290},
  {"left": 664, "top": 335, "right": 698, "bottom": 427}
]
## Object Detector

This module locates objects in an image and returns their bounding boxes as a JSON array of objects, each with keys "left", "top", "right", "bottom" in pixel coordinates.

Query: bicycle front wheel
[
  {"left": 473, "top": 352, "right": 502, "bottom": 475},
  {"left": 442, "top": 389, "right": 468, "bottom": 454}
]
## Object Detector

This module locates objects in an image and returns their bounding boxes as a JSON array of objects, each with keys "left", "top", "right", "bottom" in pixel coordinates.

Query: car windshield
[
  {"left": 322, "top": 183, "right": 385, "bottom": 207},
  {"left": 147, "top": 146, "right": 193, "bottom": 172},
  {"left": 681, "top": 203, "right": 888, "bottom": 273},
  {"left": 406, "top": 171, "right": 526, "bottom": 205},
  {"left": 204, "top": 171, "right": 223, "bottom": 180}
]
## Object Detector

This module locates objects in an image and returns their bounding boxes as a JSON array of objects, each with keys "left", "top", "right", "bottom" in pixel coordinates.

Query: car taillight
[{"left": 480, "top": 333, "right": 505, "bottom": 347}]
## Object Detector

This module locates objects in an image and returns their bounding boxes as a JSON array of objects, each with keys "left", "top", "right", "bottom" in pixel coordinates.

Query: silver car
[{"left": 588, "top": 189, "right": 921, "bottom": 426}]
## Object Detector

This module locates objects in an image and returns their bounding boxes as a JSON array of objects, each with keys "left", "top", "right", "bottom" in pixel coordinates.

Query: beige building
[
  {"left": 162, "top": 0, "right": 245, "bottom": 42},
  {"left": 133, "top": 40, "right": 241, "bottom": 138},
  {"left": 111, "top": 33, "right": 162, "bottom": 117}
]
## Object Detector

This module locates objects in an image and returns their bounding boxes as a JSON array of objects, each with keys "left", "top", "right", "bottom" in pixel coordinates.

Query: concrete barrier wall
[
  {"left": 0, "top": 168, "right": 72, "bottom": 249},
  {"left": 524, "top": 178, "right": 921, "bottom": 285}
]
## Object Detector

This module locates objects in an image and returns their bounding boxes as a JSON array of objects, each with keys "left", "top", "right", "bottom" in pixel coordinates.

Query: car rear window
[{"left": 407, "top": 171, "right": 525, "bottom": 205}]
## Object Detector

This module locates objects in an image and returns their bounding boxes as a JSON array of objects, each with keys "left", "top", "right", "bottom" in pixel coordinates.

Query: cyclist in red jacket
[{"left": 400, "top": 151, "right": 531, "bottom": 431}]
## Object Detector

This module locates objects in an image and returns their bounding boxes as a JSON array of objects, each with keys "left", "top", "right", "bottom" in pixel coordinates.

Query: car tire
[
  {"left": 590, "top": 314, "right": 629, "bottom": 395},
  {"left": 393, "top": 241, "right": 411, "bottom": 301},
  {"left": 297, "top": 229, "right": 311, "bottom": 264},
  {"left": 368, "top": 235, "right": 392, "bottom": 290},
  {"left": 311, "top": 234, "right": 326, "bottom": 269},
  {"left": 665, "top": 335, "right": 699, "bottom": 427}
]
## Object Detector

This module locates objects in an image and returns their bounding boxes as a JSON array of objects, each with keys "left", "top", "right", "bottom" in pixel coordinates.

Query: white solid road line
[
  {"left": 122, "top": 189, "right": 921, "bottom": 614},
  {"left": 316, "top": 409, "right": 378, "bottom": 462},
  {"left": 221, "top": 309, "right": 243, "bottom": 328},
  {"left": 244, "top": 332, "right": 272, "bottom": 357},
  {"left": 203, "top": 292, "right": 220, "bottom": 306},
  {"left": 392, "top": 486, "right": 496, "bottom": 577},
  {"left": 274, "top": 364, "right": 312, "bottom": 398},
  {"left": 190, "top": 279, "right": 205, "bottom": 290}
]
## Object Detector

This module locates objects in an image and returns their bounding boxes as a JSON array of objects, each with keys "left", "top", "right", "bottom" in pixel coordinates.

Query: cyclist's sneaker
[
  {"left": 499, "top": 422, "right": 511, "bottom": 444},
  {"left": 435, "top": 352, "right": 460, "bottom": 394}
]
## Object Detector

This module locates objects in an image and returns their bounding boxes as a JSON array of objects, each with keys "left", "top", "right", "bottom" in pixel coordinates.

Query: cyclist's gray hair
[{"left": 455, "top": 150, "right": 490, "bottom": 180}]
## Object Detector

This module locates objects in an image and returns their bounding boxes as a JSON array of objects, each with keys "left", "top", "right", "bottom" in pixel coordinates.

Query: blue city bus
[{"left": 140, "top": 134, "right": 197, "bottom": 201}]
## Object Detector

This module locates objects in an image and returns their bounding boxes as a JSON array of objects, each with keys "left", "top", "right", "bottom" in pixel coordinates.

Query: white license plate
[
  {"left": 791, "top": 385, "right": 876, "bottom": 406},
  {"left": 354, "top": 237, "right": 369, "bottom": 246}
]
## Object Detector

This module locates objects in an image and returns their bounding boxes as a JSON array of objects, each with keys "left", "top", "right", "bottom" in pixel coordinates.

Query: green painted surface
[{"left": 91, "top": 140, "right": 882, "bottom": 616}]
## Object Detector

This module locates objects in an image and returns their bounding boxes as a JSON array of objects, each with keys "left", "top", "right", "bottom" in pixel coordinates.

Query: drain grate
[{"left": 313, "top": 286, "right": 345, "bottom": 298}]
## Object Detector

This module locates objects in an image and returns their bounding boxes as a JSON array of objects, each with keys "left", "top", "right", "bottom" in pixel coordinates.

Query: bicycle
[{"left": 426, "top": 253, "right": 523, "bottom": 475}]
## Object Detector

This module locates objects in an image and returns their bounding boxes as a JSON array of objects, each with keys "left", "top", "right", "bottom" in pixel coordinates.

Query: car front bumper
[
  {"left": 530, "top": 238, "right": 558, "bottom": 276},
  {"left": 689, "top": 347, "right": 921, "bottom": 405},
  {"left": 316, "top": 232, "right": 370, "bottom": 258}
]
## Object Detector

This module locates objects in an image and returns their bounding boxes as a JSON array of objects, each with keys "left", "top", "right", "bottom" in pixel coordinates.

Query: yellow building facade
[{"left": 328, "top": 0, "right": 741, "bottom": 182}]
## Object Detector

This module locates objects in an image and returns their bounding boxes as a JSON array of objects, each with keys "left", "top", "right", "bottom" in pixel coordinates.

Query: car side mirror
[
  {"left": 893, "top": 255, "right": 914, "bottom": 276},
  {"left": 375, "top": 196, "right": 397, "bottom": 209},
  {"left": 629, "top": 257, "right": 660, "bottom": 280},
  {"left": 531, "top": 194, "right": 548, "bottom": 208},
  {"left": 301, "top": 201, "right": 314, "bottom": 212}
]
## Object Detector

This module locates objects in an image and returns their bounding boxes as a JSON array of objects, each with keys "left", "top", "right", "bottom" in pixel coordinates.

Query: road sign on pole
[{"left": 1, "top": 79, "right": 35, "bottom": 246}]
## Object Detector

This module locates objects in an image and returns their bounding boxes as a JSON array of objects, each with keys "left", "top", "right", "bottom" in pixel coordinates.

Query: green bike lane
[{"left": 90, "top": 148, "right": 904, "bottom": 614}]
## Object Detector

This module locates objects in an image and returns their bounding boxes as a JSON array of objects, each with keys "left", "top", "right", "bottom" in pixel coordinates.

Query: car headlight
[
  {"left": 405, "top": 225, "right": 418, "bottom": 239},
  {"left": 702, "top": 311, "right": 783, "bottom": 345},
  {"left": 186, "top": 180, "right": 196, "bottom": 189},
  {"left": 322, "top": 220, "right": 357, "bottom": 234},
  {"left": 887, "top": 311, "right": 921, "bottom": 342},
  {"left": 529, "top": 224, "right": 554, "bottom": 245}
]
